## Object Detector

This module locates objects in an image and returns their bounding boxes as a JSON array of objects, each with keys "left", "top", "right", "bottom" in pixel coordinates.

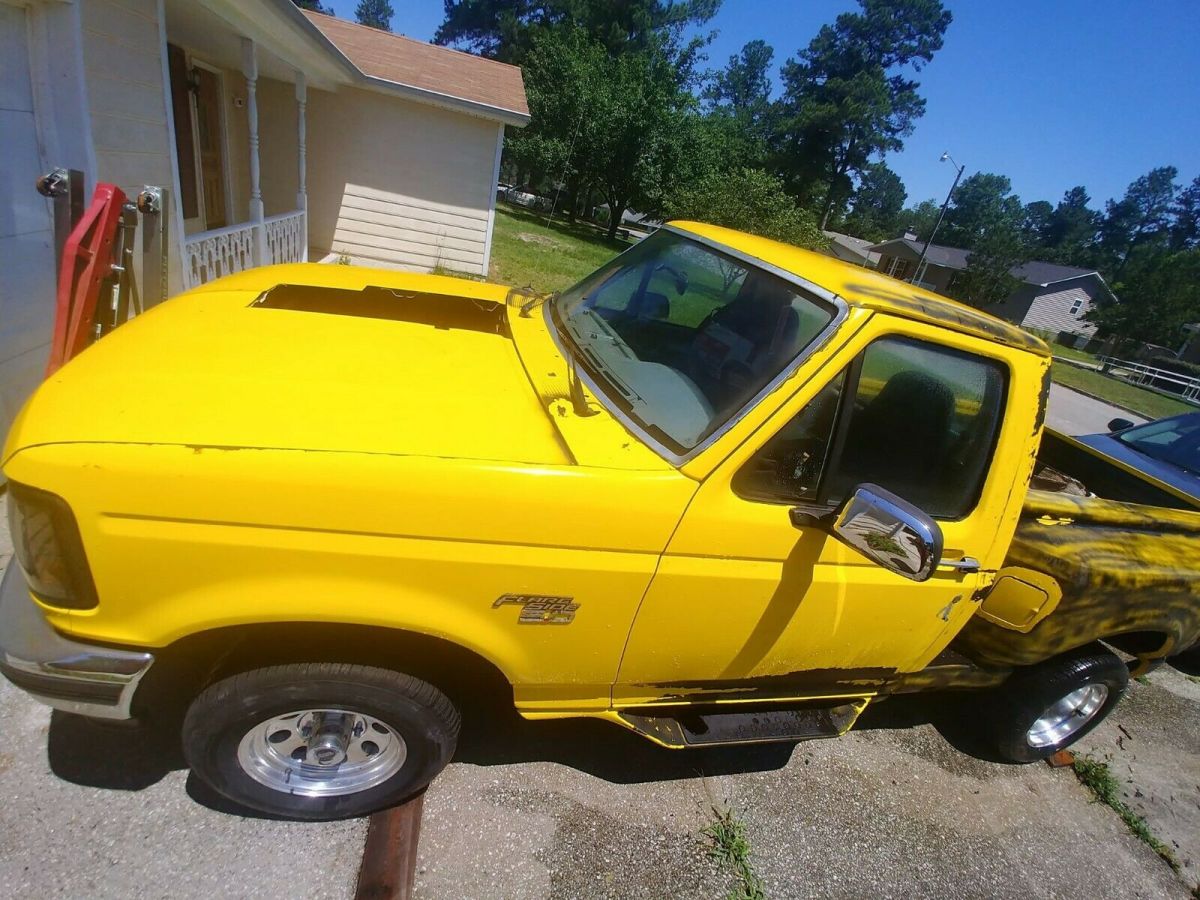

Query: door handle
[{"left": 938, "top": 556, "right": 981, "bottom": 574}]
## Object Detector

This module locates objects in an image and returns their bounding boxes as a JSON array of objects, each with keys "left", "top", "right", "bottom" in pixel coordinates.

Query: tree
[
  {"left": 1021, "top": 200, "right": 1053, "bottom": 246},
  {"left": 896, "top": 198, "right": 940, "bottom": 241},
  {"left": 1097, "top": 166, "right": 1178, "bottom": 278},
  {"left": 506, "top": 26, "right": 687, "bottom": 239},
  {"left": 705, "top": 39, "right": 773, "bottom": 115},
  {"left": 954, "top": 228, "right": 1026, "bottom": 308},
  {"left": 1041, "top": 186, "right": 1099, "bottom": 266},
  {"left": 292, "top": 0, "right": 332, "bottom": 12},
  {"left": 697, "top": 40, "right": 776, "bottom": 171},
  {"left": 937, "top": 173, "right": 1028, "bottom": 307},
  {"left": 1088, "top": 249, "right": 1200, "bottom": 346},
  {"left": 840, "top": 161, "right": 907, "bottom": 241},
  {"left": 355, "top": 0, "right": 393, "bottom": 29},
  {"left": 666, "top": 168, "right": 827, "bottom": 249},
  {"left": 1170, "top": 175, "right": 1200, "bottom": 251},
  {"left": 433, "top": 0, "right": 720, "bottom": 63},
  {"left": 773, "top": 0, "right": 951, "bottom": 224},
  {"left": 938, "top": 173, "right": 1021, "bottom": 246}
]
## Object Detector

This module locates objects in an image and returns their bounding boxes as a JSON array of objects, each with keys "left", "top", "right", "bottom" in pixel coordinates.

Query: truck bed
[{"left": 954, "top": 429, "right": 1200, "bottom": 671}]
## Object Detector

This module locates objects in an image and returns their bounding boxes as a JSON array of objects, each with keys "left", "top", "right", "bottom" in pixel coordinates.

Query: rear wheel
[
  {"left": 986, "top": 645, "right": 1128, "bottom": 763},
  {"left": 182, "top": 663, "right": 459, "bottom": 820}
]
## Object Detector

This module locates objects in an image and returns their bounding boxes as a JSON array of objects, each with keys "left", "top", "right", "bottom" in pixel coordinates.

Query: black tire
[
  {"left": 182, "top": 663, "right": 460, "bottom": 821},
  {"left": 985, "top": 645, "right": 1128, "bottom": 763}
]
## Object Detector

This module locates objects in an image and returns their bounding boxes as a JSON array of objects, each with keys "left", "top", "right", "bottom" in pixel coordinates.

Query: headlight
[{"left": 6, "top": 482, "right": 98, "bottom": 610}]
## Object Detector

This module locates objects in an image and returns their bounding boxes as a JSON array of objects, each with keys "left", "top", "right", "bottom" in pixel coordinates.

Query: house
[
  {"left": 821, "top": 231, "right": 880, "bottom": 268},
  {"left": 0, "top": 0, "right": 528, "bottom": 447},
  {"left": 869, "top": 236, "right": 1116, "bottom": 339}
]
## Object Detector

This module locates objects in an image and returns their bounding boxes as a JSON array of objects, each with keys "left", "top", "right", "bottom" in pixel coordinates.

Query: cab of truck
[{"left": 2, "top": 221, "right": 1180, "bottom": 822}]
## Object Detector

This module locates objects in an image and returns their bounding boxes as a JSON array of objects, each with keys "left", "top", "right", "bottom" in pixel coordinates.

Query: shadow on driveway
[{"left": 44, "top": 687, "right": 1010, "bottom": 806}]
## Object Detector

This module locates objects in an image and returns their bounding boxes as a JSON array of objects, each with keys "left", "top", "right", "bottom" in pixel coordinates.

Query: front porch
[
  {"left": 182, "top": 208, "right": 308, "bottom": 287},
  {"left": 165, "top": 1, "right": 314, "bottom": 288}
]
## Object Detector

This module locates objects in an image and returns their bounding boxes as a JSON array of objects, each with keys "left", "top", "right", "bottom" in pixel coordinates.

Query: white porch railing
[
  {"left": 182, "top": 210, "right": 306, "bottom": 289},
  {"left": 264, "top": 210, "right": 306, "bottom": 268}
]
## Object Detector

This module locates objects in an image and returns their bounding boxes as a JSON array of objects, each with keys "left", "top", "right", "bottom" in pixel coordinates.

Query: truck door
[{"left": 615, "top": 319, "right": 1033, "bottom": 706}]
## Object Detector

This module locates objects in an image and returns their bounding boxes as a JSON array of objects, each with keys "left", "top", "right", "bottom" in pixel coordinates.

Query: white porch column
[
  {"left": 241, "top": 38, "right": 267, "bottom": 266},
  {"left": 295, "top": 70, "right": 308, "bottom": 262}
]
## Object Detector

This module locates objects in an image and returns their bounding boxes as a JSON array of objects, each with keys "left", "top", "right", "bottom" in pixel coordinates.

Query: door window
[{"left": 734, "top": 336, "right": 1007, "bottom": 518}]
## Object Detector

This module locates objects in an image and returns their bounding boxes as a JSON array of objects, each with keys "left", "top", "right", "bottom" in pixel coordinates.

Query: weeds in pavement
[
  {"left": 1072, "top": 755, "right": 1179, "bottom": 872},
  {"left": 703, "top": 806, "right": 766, "bottom": 900}
]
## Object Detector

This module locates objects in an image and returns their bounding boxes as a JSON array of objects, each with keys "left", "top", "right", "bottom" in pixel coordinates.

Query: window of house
[
  {"left": 1069, "top": 297, "right": 1085, "bottom": 316},
  {"left": 733, "top": 336, "right": 1008, "bottom": 518}
]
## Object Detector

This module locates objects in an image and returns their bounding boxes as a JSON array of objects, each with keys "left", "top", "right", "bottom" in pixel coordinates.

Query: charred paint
[
  {"left": 887, "top": 663, "right": 1010, "bottom": 694},
  {"left": 635, "top": 666, "right": 895, "bottom": 703},
  {"left": 955, "top": 494, "right": 1200, "bottom": 668},
  {"left": 1032, "top": 365, "right": 1052, "bottom": 437},
  {"left": 842, "top": 282, "right": 1049, "bottom": 355}
]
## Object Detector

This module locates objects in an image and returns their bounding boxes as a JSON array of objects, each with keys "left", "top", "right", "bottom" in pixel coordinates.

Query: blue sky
[{"left": 327, "top": 0, "right": 1199, "bottom": 210}]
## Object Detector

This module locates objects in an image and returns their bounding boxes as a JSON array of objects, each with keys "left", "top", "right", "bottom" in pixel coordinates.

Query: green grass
[
  {"left": 487, "top": 204, "right": 630, "bottom": 293},
  {"left": 703, "top": 807, "right": 766, "bottom": 900},
  {"left": 1072, "top": 755, "right": 1180, "bottom": 872},
  {"left": 1051, "top": 360, "right": 1196, "bottom": 419},
  {"left": 1047, "top": 340, "right": 1100, "bottom": 364}
]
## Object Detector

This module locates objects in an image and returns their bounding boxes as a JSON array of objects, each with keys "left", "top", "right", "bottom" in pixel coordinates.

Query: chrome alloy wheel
[
  {"left": 236, "top": 709, "right": 407, "bottom": 797},
  {"left": 1026, "top": 684, "right": 1109, "bottom": 749}
]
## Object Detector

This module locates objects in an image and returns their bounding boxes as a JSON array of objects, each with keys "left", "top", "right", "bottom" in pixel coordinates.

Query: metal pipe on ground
[{"left": 355, "top": 792, "right": 425, "bottom": 900}]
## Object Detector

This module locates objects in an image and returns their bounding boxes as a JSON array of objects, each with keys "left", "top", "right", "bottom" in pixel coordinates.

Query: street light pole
[{"left": 910, "top": 151, "right": 965, "bottom": 285}]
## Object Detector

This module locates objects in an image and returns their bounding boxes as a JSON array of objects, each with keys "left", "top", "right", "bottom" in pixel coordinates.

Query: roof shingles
[
  {"left": 302, "top": 11, "right": 529, "bottom": 120},
  {"left": 870, "top": 237, "right": 1097, "bottom": 285}
]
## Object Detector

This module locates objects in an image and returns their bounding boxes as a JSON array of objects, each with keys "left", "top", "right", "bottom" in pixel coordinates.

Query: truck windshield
[
  {"left": 1116, "top": 413, "right": 1200, "bottom": 476},
  {"left": 551, "top": 231, "right": 836, "bottom": 454}
]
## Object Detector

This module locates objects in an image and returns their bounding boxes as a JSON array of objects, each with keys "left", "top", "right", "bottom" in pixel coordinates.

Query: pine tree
[{"left": 355, "top": 0, "right": 394, "bottom": 30}]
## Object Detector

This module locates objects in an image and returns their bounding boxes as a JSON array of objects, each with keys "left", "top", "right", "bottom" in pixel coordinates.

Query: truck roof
[{"left": 669, "top": 221, "right": 1051, "bottom": 357}]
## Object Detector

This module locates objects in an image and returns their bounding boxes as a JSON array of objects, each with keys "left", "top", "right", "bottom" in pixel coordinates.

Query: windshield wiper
[
  {"left": 515, "top": 287, "right": 558, "bottom": 318},
  {"left": 549, "top": 310, "right": 600, "bottom": 419}
]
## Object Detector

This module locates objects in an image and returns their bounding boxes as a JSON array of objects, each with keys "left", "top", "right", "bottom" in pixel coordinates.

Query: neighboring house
[
  {"left": 869, "top": 236, "right": 1116, "bottom": 339},
  {"left": 0, "top": 0, "right": 528, "bottom": 449},
  {"left": 822, "top": 230, "right": 880, "bottom": 268}
]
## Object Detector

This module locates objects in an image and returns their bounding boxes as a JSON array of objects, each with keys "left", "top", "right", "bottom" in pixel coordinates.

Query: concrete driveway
[{"left": 414, "top": 675, "right": 1197, "bottom": 899}]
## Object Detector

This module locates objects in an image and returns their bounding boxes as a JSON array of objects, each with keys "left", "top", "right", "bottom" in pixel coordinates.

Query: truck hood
[{"left": 5, "top": 265, "right": 572, "bottom": 466}]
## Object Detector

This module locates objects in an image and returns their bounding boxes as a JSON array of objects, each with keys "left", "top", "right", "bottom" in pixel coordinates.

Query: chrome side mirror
[{"left": 829, "top": 484, "right": 943, "bottom": 582}]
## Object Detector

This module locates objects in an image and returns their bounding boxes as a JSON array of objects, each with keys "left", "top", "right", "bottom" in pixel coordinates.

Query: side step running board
[{"left": 618, "top": 699, "right": 867, "bottom": 749}]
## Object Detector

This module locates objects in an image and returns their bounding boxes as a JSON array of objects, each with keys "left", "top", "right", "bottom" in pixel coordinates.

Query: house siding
[
  {"left": 0, "top": 4, "right": 55, "bottom": 446},
  {"left": 1015, "top": 277, "right": 1105, "bottom": 339},
  {"left": 306, "top": 87, "right": 498, "bottom": 274},
  {"left": 80, "top": 0, "right": 174, "bottom": 199}
]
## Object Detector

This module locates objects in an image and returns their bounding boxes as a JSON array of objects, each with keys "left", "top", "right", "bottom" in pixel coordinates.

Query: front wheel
[
  {"left": 182, "top": 663, "right": 460, "bottom": 820},
  {"left": 985, "top": 645, "right": 1128, "bottom": 763}
]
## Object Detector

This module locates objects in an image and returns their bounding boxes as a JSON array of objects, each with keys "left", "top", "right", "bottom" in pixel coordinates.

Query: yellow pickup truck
[{"left": 4, "top": 222, "right": 1199, "bottom": 820}]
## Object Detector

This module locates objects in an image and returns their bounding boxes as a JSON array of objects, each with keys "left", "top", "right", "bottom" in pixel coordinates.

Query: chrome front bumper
[{"left": 0, "top": 564, "right": 154, "bottom": 719}]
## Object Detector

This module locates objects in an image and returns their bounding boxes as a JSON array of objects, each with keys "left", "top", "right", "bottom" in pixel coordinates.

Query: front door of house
[
  {"left": 192, "top": 65, "right": 227, "bottom": 230},
  {"left": 167, "top": 44, "right": 229, "bottom": 234}
]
